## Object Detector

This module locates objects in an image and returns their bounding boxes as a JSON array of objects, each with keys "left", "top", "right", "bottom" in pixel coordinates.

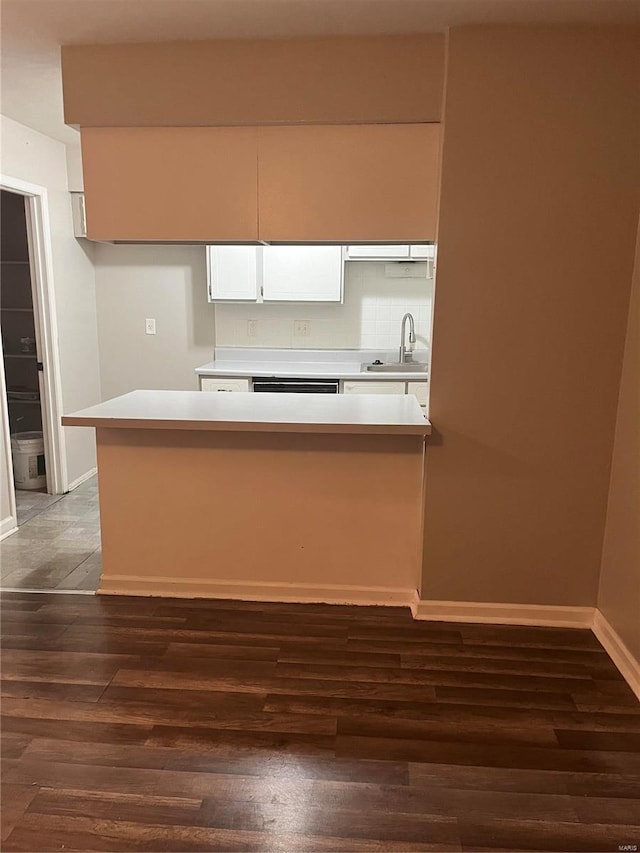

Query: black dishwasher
[{"left": 252, "top": 378, "right": 339, "bottom": 393}]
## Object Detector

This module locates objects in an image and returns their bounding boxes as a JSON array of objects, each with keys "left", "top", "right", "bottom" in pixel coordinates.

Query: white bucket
[{"left": 11, "top": 431, "right": 46, "bottom": 491}]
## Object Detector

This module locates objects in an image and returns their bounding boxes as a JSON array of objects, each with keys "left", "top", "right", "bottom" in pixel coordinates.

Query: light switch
[{"left": 145, "top": 318, "right": 157, "bottom": 335}]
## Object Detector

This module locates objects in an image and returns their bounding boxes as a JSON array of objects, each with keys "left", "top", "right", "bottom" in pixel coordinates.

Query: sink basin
[{"left": 363, "top": 362, "right": 428, "bottom": 373}]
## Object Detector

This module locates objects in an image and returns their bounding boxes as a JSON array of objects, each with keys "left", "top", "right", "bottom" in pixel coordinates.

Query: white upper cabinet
[
  {"left": 346, "top": 245, "right": 409, "bottom": 260},
  {"left": 409, "top": 244, "right": 435, "bottom": 260},
  {"left": 207, "top": 245, "right": 343, "bottom": 303},
  {"left": 207, "top": 246, "right": 259, "bottom": 301},
  {"left": 262, "top": 246, "right": 344, "bottom": 302},
  {"left": 346, "top": 244, "right": 433, "bottom": 261}
]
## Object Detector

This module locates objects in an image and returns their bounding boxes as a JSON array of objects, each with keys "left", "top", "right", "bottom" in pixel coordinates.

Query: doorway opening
[
  {"left": 1, "top": 177, "right": 67, "bottom": 540},
  {"left": 1, "top": 190, "right": 48, "bottom": 516}
]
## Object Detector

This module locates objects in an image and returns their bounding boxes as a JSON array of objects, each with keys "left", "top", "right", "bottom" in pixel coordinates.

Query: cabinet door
[
  {"left": 258, "top": 124, "right": 440, "bottom": 242},
  {"left": 343, "top": 381, "right": 406, "bottom": 395},
  {"left": 200, "top": 378, "right": 250, "bottom": 392},
  {"left": 81, "top": 127, "right": 259, "bottom": 241},
  {"left": 346, "top": 245, "right": 409, "bottom": 260},
  {"left": 407, "top": 381, "right": 428, "bottom": 406},
  {"left": 262, "top": 246, "right": 343, "bottom": 302},
  {"left": 207, "top": 246, "right": 258, "bottom": 301}
]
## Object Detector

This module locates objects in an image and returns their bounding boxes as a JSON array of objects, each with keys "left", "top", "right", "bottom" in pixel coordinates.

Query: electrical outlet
[
  {"left": 145, "top": 318, "right": 156, "bottom": 335},
  {"left": 384, "top": 262, "right": 426, "bottom": 278},
  {"left": 247, "top": 320, "right": 258, "bottom": 338},
  {"left": 294, "top": 320, "right": 311, "bottom": 337}
]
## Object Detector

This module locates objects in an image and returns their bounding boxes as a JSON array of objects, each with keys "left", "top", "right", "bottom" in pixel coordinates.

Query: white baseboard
[
  {"left": 99, "top": 575, "right": 420, "bottom": 608},
  {"left": 593, "top": 609, "right": 640, "bottom": 702},
  {"left": 0, "top": 516, "right": 18, "bottom": 540},
  {"left": 66, "top": 467, "right": 97, "bottom": 492},
  {"left": 0, "top": 587, "right": 96, "bottom": 595},
  {"left": 95, "top": 578, "right": 640, "bottom": 703},
  {"left": 412, "top": 598, "right": 595, "bottom": 629}
]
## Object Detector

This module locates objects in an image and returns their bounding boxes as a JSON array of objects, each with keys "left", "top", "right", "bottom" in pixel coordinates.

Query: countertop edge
[
  {"left": 62, "top": 415, "right": 431, "bottom": 436},
  {"left": 195, "top": 366, "right": 429, "bottom": 381}
]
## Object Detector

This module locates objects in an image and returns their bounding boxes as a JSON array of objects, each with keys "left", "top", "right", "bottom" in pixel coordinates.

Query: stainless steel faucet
[{"left": 399, "top": 313, "right": 416, "bottom": 363}]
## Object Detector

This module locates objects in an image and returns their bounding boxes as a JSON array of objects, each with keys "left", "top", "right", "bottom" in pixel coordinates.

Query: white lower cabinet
[
  {"left": 407, "top": 381, "right": 428, "bottom": 406},
  {"left": 198, "top": 376, "right": 427, "bottom": 406},
  {"left": 343, "top": 379, "right": 427, "bottom": 408},
  {"left": 343, "top": 381, "right": 406, "bottom": 395},
  {"left": 200, "top": 378, "right": 251, "bottom": 392}
]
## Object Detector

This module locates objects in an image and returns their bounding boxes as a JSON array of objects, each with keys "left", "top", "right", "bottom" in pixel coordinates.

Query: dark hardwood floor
[{"left": 1, "top": 592, "right": 639, "bottom": 852}]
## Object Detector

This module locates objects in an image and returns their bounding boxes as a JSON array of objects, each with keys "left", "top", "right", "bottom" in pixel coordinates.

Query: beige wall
[
  {"left": 423, "top": 26, "right": 640, "bottom": 605},
  {"left": 1, "top": 114, "right": 102, "bottom": 488},
  {"left": 62, "top": 35, "right": 444, "bottom": 127},
  {"left": 93, "top": 244, "right": 214, "bottom": 399},
  {"left": 598, "top": 218, "right": 640, "bottom": 658}
]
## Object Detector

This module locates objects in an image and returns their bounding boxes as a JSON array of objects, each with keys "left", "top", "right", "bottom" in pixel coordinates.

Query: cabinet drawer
[
  {"left": 343, "top": 381, "right": 406, "bottom": 395},
  {"left": 200, "top": 378, "right": 250, "bottom": 392},
  {"left": 407, "top": 381, "right": 428, "bottom": 406}
]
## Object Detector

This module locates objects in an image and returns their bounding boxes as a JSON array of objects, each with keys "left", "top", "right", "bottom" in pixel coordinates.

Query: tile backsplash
[{"left": 214, "top": 261, "right": 433, "bottom": 349}]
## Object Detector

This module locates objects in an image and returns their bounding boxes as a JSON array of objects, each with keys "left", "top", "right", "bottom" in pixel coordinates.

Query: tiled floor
[{"left": 0, "top": 477, "right": 101, "bottom": 592}]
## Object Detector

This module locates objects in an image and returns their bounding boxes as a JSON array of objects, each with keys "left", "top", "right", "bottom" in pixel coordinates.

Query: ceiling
[{"left": 2, "top": 0, "right": 639, "bottom": 145}]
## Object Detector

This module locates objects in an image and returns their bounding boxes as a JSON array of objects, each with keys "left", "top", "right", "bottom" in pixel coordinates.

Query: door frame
[
  {"left": 1, "top": 175, "right": 67, "bottom": 499},
  {"left": 0, "top": 334, "right": 17, "bottom": 538}
]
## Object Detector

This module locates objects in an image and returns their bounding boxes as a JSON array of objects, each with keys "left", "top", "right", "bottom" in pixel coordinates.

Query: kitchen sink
[{"left": 363, "top": 362, "right": 428, "bottom": 373}]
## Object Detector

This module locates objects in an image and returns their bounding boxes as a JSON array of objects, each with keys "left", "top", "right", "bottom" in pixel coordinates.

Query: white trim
[
  {"left": 1, "top": 174, "right": 67, "bottom": 495},
  {"left": 0, "top": 522, "right": 18, "bottom": 540},
  {"left": 99, "top": 575, "right": 420, "bottom": 607},
  {"left": 0, "top": 333, "right": 17, "bottom": 535},
  {"left": 2, "top": 575, "right": 637, "bottom": 699},
  {"left": 66, "top": 467, "right": 97, "bottom": 492},
  {"left": 412, "top": 599, "right": 595, "bottom": 629},
  {"left": 593, "top": 609, "right": 640, "bottom": 702},
  {"left": 0, "top": 587, "right": 95, "bottom": 595}
]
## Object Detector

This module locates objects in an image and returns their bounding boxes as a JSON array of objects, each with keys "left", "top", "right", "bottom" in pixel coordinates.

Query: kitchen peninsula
[{"left": 62, "top": 390, "right": 430, "bottom": 606}]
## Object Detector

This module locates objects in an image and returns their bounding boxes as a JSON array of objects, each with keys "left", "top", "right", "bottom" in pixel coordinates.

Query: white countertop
[
  {"left": 195, "top": 347, "right": 429, "bottom": 382},
  {"left": 62, "top": 390, "right": 431, "bottom": 436}
]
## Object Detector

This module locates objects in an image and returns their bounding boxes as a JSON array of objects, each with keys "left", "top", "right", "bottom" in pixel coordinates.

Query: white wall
[
  {"left": 93, "top": 251, "right": 429, "bottom": 398},
  {"left": 215, "top": 261, "right": 433, "bottom": 349},
  {"left": 65, "top": 143, "right": 84, "bottom": 192},
  {"left": 1, "top": 115, "right": 101, "bottom": 489},
  {"left": 93, "top": 244, "right": 214, "bottom": 399}
]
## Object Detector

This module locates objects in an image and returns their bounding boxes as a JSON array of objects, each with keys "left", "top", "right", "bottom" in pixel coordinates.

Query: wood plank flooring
[{"left": 1, "top": 592, "right": 639, "bottom": 852}]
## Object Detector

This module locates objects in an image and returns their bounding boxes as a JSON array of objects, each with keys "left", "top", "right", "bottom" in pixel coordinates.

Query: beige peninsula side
[{"left": 63, "top": 390, "right": 431, "bottom": 606}]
